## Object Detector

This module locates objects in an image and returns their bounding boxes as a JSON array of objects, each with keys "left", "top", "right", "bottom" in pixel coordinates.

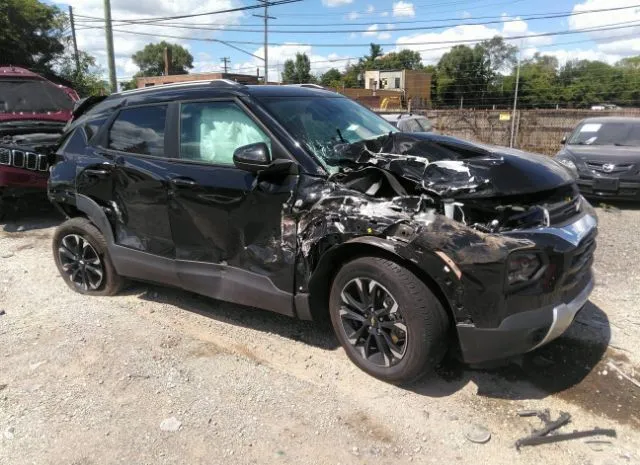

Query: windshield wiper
[{"left": 614, "top": 143, "right": 638, "bottom": 147}]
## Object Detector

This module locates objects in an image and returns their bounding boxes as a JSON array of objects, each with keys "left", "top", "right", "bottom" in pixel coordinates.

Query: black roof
[{"left": 113, "top": 81, "right": 340, "bottom": 104}]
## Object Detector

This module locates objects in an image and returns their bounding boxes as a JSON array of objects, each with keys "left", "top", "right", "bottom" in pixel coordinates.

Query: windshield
[
  {"left": 0, "top": 80, "right": 74, "bottom": 113},
  {"left": 568, "top": 121, "right": 640, "bottom": 146},
  {"left": 259, "top": 96, "right": 398, "bottom": 165}
]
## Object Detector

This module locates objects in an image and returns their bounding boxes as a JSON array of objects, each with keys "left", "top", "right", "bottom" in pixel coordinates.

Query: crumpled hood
[{"left": 336, "top": 132, "right": 575, "bottom": 198}]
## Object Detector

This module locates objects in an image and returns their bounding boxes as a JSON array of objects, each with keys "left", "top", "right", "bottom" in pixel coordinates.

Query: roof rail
[
  {"left": 210, "top": 79, "right": 245, "bottom": 88},
  {"left": 119, "top": 78, "right": 246, "bottom": 95},
  {"left": 285, "top": 83, "right": 326, "bottom": 89}
]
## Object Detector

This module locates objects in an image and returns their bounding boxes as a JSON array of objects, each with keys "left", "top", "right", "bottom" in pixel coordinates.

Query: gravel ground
[{"left": 1, "top": 202, "right": 640, "bottom": 465}]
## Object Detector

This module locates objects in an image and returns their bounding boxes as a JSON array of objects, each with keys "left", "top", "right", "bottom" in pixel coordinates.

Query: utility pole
[
  {"left": 253, "top": 1, "right": 275, "bottom": 84},
  {"left": 68, "top": 6, "right": 80, "bottom": 75},
  {"left": 510, "top": 50, "right": 521, "bottom": 148},
  {"left": 221, "top": 57, "right": 231, "bottom": 74},
  {"left": 163, "top": 47, "right": 172, "bottom": 76},
  {"left": 459, "top": 95, "right": 463, "bottom": 110},
  {"left": 103, "top": 0, "right": 117, "bottom": 93}
]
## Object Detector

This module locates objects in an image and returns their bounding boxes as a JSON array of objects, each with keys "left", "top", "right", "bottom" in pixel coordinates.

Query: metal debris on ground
[
  {"left": 464, "top": 424, "right": 492, "bottom": 444},
  {"left": 607, "top": 361, "right": 640, "bottom": 389},
  {"left": 515, "top": 409, "right": 616, "bottom": 450}
]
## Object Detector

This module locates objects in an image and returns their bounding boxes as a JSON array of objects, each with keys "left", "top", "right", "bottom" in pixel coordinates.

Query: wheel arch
[
  {"left": 306, "top": 236, "right": 455, "bottom": 325},
  {"left": 73, "top": 194, "right": 115, "bottom": 245}
]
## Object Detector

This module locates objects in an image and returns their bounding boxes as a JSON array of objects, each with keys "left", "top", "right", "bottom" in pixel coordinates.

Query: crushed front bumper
[
  {"left": 457, "top": 277, "right": 593, "bottom": 364},
  {"left": 455, "top": 209, "right": 597, "bottom": 364}
]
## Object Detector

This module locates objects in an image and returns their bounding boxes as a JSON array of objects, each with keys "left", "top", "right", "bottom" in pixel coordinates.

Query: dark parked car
[
  {"left": 47, "top": 81, "right": 597, "bottom": 384},
  {"left": 556, "top": 117, "right": 640, "bottom": 201},
  {"left": 0, "top": 66, "right": 79, "bottom": 217}
]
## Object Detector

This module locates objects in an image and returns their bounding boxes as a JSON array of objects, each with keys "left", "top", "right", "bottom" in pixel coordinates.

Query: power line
[
  {"left": 73, "top": 0, "right": 301, "bottom": 24},
  {"left": 275, "top": 0, "right": 515, "bottom": 17},
  {"left": 73, "top": 4, "right": 640, "bottom": 34},
  {"left": 77, "top": 19, "right": 640, "bottom": 49}
]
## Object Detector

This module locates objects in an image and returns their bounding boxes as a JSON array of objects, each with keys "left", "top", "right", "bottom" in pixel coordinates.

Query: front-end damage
[{"left": 293, "top": 133, "right": 597, "bottom": 362}]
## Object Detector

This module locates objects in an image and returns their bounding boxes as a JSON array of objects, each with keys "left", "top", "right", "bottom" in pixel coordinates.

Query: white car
[{"left": 380, "top": 113, "right": 435, "bottom": 133}]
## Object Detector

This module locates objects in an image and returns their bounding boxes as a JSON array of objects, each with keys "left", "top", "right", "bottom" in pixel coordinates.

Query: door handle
[
  {"left": 170, "top": 177, "right": 198, "bottom": 187},
  {"left": 84, "top": 168, "right": 110, "bottom": 177},
  {"left": 206, "top": 194, "right": 244, "bottom": 205}
]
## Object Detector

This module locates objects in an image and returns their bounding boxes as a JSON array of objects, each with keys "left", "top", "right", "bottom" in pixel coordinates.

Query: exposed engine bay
[{"left": 317, "top": 132, "right": 581, "bottom": 235}]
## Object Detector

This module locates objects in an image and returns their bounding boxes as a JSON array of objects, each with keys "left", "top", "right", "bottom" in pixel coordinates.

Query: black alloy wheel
[
  {"left": 58, "top": 234, "right": 105, "bottom": 291},
  {"left": 338, "top": 277, "right": 408, "bottom": 367},
  {"left": 329, "top": 257, "right": 450, "bottom": 384}
]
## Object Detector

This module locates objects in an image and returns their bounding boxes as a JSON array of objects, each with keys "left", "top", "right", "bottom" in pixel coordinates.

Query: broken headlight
[
  {"left": 555, "top": 157, "right": 578, "bottom": 178},
  {"left": 507, "top": 252, "right": 544, "bottom": 285}
]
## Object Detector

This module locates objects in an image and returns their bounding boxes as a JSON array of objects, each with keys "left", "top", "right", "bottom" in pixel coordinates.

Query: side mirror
[
  {"left": 233, "top": 142, "right": 271, "bottom": 173},
  {"left": 561, "top": 134, "right": 568, "bottom": 144}
]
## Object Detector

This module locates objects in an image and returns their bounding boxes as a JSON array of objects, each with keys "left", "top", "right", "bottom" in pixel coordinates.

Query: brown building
[
  {"left": 362, "top": 69, "right": 432, "bottom": 108},
  {"left": 136, "top": 72, "right": 260, "bottom": 88}
]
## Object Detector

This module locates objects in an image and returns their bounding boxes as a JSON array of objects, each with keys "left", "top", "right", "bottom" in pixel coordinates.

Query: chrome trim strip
[
  {"left": 25, "top": 151, "right": 38, "bottom": 170},
  {"left": 508, "top": 212, "right": 597, "bottom": 247},
  {"left": 12, "top": 149, "right": 25, "bottom": 168},
  {"left": 531, "top": 277, "right": 594, "bottom": 350},
  {"left": 37, "top": 153, "right": 48, "bottom": 171},
  {"left": 0, "top": 147, "right": 10, "bottom": 165}
]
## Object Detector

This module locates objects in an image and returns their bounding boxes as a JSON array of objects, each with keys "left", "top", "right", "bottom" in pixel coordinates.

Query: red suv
[{"left": 0, "top": 66, "right": 79, "bottom": 217}]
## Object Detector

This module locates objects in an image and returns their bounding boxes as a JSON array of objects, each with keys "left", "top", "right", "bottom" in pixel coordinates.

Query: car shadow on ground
[
  {"left": 412, "top": 301, "right": 640, "bottom": 427},
  {"left": 134, "top": 284, "right": 340, "bottom": 351},
  {"left": 133, "top": 283, "right": 640, "bottom": 427},
  {"left": 592, "top": 199, "right": 640, "bottom": 211},
  {"left": 1, "top": 197, "right": 62, "bottom": 233}
]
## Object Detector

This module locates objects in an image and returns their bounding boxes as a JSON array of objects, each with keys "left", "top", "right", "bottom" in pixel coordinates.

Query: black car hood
[
  {"left": 562, "top": 144, "right": 640, "bottom": 163},
  {"left": 333, "top": 132, "right": 574, "bottom": 199}
]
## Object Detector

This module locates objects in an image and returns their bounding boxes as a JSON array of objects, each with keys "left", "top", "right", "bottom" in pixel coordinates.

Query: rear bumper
[
  {"left": 457, "top": 277, "right": 593, "bottom": 364},
  {"left": 0, "top": 166, "right": 48, "bottom": 192}
]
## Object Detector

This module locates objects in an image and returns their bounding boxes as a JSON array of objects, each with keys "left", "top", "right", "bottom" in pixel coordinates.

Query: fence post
[{"left": 513, "top": 110, "right": 521, "bottom": 149}]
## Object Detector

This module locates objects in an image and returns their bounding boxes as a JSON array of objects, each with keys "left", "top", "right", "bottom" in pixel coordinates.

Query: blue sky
[{"left": 49, "top": 0, "right": 640, "bottom": 82}]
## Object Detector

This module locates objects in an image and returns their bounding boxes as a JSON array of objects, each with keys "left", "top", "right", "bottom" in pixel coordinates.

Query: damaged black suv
[{"left": 48, "top": 81, "right": 597, "bottom": 383}]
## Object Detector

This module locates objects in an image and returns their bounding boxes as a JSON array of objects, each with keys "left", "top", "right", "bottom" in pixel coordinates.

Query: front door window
[{"left": 180, "top": 101, "right": 271, "bottom": 165}]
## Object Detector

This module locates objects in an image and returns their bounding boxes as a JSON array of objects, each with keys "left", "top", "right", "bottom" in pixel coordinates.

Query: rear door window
[{"left": 108, "top": 105, "right": 167, "bottom": 157}]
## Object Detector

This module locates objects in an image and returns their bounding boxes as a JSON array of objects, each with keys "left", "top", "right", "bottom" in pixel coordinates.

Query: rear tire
[
  {"left": 329, "top": 256, "right": 450, "bottom": 384},
  {"left": 53, "top": 217, "right": 124, "bottom": 296}
]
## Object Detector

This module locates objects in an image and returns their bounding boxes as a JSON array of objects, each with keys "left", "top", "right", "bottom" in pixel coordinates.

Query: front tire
[
  {"left": 53, "top": 217, "right": 124, "bottom": 296},
  {"left": 329, "top": 257, "right": 450, "bottom": 384}
]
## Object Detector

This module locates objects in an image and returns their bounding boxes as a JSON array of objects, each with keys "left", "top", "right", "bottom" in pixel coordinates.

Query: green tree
[
  {"left": 0, "top": 0, "right": 66, "bottom": 73},
  {"left": 616, "top": 56, "right": 640, "bottom": 105},
  {"left": 507, "top": 53, "right": 560, "bottom": 108},
  {"left": 281, "top": 52, "right": 314, "bottom": 83},
  {"left": 55, "top": 47, "right": 109, "bottom": 97},
  {"left": 478, "top": 36, "right": 518, "bottom": 75},
  {"left": 557, "top": 60, "right": 621, "bottom": 107},
  {"left": 366, "top": 43, "right": 384, "bottom": 64},
  {"left": 436, "top": 44, "right": 491, "bottom": 107},
  {"left": 132, "top": 41, "right": 194, "bottom": 77},
  {"left": 320, "top": 68, "right": 342, "bottom": 87},
  {"left": 375, "top": 49, "right": 423, "bottom": 70}
]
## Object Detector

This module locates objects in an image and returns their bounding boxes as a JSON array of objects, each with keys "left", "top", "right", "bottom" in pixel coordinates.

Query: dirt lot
[{"left": 1, "top": 202, "right": 640, "bottom": 465}]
